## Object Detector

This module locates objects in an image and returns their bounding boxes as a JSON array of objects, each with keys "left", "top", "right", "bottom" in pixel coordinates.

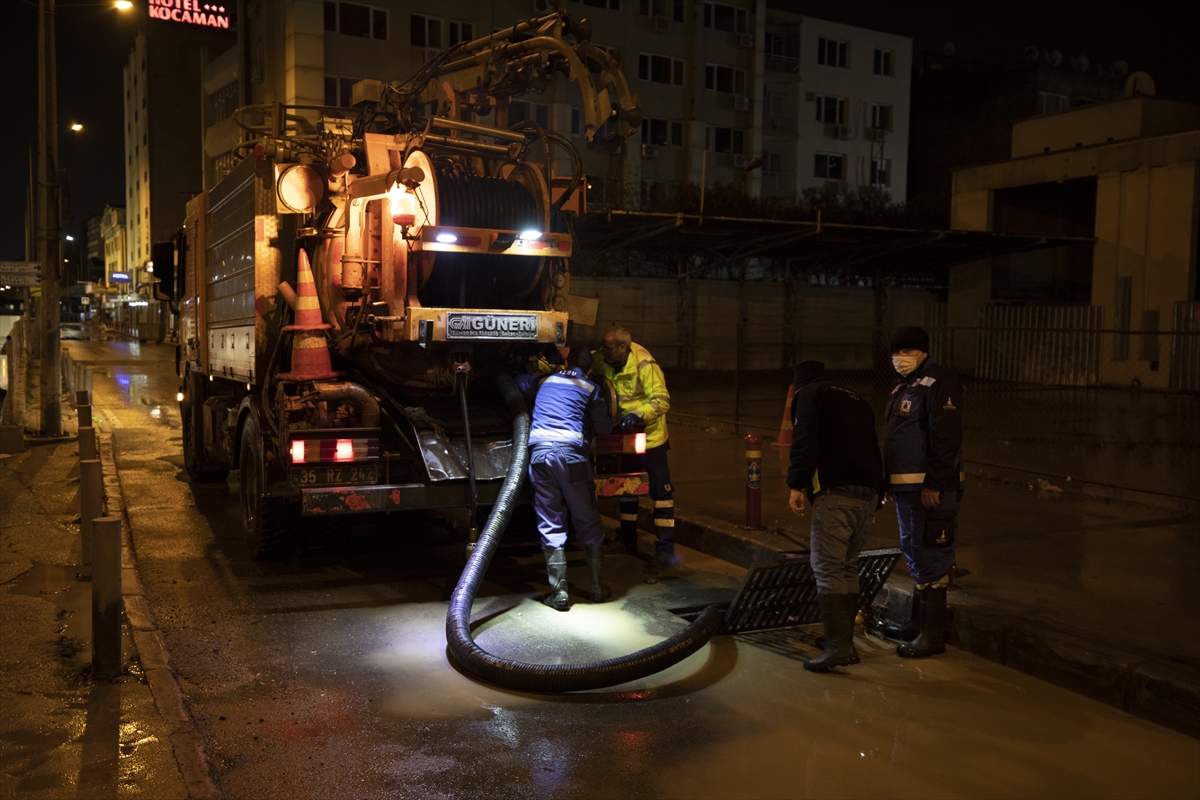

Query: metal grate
[{"left": 719, "top": 548, "right": 902, "bottom": 635}]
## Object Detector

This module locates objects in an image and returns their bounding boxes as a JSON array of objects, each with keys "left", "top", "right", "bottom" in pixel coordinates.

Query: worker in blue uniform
[
  {"left": 877, "top": 326, "right": 965, "bottom": 658},
  {"left": 520, "top": 347, "right": 614, "bottom": 611}
]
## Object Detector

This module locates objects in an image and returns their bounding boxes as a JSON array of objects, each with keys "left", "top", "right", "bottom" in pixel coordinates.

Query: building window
[
  {"left": 570, "top": 107, "right": 584, "bottom": 136},
  {"left": 815, "top": 95, "right": 845, "bottom": 124},
  {"left": 325, "top": 2, "right": 387, "bottom": 39},
  {"left": 702, "top": 2, "right": 747, "bottom": 33},
  {"left": 508, "top": 101, "right": 550, "bottom": 129},
  {"left": 705, "top": 125, "right": 744, "bottom": 154},
  {"left": 640, "top": 0, "right": 683, "bottom": 21},
  {"left": 325, "top": 75, "right": 362, "bottom": 107},
  {"left": 641, "top": 117, "right": 683, "bottom": 146},
  {"left": 704, "top": 63, "right": 746, "bottom": 94},
  {"left": 814, "top": 152, "right": 844, "bottom": 179},
  {"left": 572, "top": 0, "right": 621, "bottom": 9},
  {"left": 763, "top": 151, "right": 783, "bottom": 174},
  {"left": 871, "top": 158, "right": 891, "bottom": 187},
  {"left": 873, "top": 48, "right": 893, "bottom": 76},
  {"left": 765, "top": 32, "right": 800, "bottom": 72},
  {"left": 870, "top": 103, "right": 893, "bottom": 131},
  {"left": 448, "top": 20, "right": 473, "bottom": 45},
  {"left": 817, "top": 37, "right": 848, "bottom": 68},
  {"left": 639, "top": 53, "right": 685, "bottom": 85},
  {"left": 1038, "top": 91, "right": 1070, "bottom": 115}
]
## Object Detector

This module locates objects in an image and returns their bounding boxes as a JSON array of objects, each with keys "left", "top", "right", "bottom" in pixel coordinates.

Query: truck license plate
[
  {"left": 291, "top": 465, "right": 378, "bottom": 487},
  {"left": 445, "top": 312, "right": 538, "bottom": 341}
]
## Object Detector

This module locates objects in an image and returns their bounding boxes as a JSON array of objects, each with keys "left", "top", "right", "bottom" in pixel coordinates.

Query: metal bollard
[
  {"left": 80, "top": 459, "right": 102, "bottom": 577},
  {"left": 78, "top": 426, "right": 97, "bottom": 461},
  {"left": 77, "top": 390, "right": 92, "bottom": 428},
  {"left": 744, "top": 433, "right": 763, "bottom": 530},
  {"left": 91, "top": 516, "right": 123, "bottom": 679}
]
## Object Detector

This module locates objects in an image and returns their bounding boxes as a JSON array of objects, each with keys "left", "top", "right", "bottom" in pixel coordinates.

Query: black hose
[{"left": 445, "top": 373, "right": 725, "bottom": 693}]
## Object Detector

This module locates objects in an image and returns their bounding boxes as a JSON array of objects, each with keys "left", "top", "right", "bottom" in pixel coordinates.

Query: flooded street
[{"left": 8, "top": 340, "right": 1194, "bottom": 799}]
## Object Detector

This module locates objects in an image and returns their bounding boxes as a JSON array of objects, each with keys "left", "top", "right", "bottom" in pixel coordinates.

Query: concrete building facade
[
  {"left": 199, "top": 0, "right": 910, "bottom": 205},
  {"left": 949, "top": 95, "right": 1200, "bottom": 390},
  {"left": 100, "top": 205, "right": 128, "bottom": 287}
]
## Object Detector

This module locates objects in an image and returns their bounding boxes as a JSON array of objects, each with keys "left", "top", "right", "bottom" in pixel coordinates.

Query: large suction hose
[{"left": 445, "top": 373, "right": 724, "bottom": 693}]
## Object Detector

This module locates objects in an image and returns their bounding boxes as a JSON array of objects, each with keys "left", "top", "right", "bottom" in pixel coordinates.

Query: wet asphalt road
[{"left": 67, "top": 341, "right": 1199, "bottom": 799}]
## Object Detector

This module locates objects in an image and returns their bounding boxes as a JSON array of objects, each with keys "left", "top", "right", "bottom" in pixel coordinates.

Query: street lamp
[
  {"left": 69, "top": 122, "right": 83, "bottom": 132},
  {"left": 115, "top": 0, "right": 133, "bottom": 10}
]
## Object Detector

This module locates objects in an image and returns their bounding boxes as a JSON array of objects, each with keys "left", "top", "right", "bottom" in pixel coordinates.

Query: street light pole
[{"left": 37, "top": 0, "right": 62, "bottom": 436}]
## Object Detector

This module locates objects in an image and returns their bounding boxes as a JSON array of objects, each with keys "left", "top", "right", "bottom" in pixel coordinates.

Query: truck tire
[
  {"left": 181, "top": 373, "right": 229, "bottom": 483},
  {"left": 239, "top": 414, "right": 293, "bottom": 560}
]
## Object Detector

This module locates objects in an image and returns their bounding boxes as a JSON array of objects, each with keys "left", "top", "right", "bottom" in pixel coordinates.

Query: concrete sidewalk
[
  {"left": 606, "top": 419, "right": 1200, "bottom": 737},
  {"left": 0, "top": 369, "right": 202, "bottom": 798}
]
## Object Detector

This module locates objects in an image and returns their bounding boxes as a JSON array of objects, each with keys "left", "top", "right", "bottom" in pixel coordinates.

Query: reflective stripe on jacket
[
  {"left": 527, "top": 367, "right": 613, "bottom": 449},
  {"left": 883, "top": 359, "right": 965, "bottom": 493},
  {"left": 600, "top": 342, "right": 671, "bottom": 449}
]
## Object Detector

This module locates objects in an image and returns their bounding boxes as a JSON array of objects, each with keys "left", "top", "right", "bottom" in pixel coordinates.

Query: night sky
[{"left": 2, "top": 0, "right": 1195, "bottom": 261}]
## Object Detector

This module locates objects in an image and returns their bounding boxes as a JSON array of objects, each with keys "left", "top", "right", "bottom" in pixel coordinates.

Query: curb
[
  {"left": 98, "top": 428, "right": 223, "bottom": 799},
  {"left": 630, "top": 506, "right": 1200, "bottom": 740}
]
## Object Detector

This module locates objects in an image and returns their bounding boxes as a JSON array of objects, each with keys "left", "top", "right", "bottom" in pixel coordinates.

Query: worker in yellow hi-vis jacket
[{"left": 597, "top": 326, "right": 677, "bottom": 570}]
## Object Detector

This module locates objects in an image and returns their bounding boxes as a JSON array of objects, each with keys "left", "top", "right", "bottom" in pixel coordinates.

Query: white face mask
[{"left": 892, "top": 354, "right": 922, "bottom": 376}]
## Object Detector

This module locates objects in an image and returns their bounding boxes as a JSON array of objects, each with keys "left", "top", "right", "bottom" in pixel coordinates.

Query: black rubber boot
[
  {"left": 873, "top": 588, "right": 924, "bottom": 641},
  {"left": 897, "top": 585, "right": 947, "bottom": 658},
  {"left": 542, "top": 547, "right": 570, "bottom": 611},
  {"left": 584, "top": 545, "right": 612, "bottom": 602},
  {"left": 804, "top": 593, "right": 860, "bottom": 672}
]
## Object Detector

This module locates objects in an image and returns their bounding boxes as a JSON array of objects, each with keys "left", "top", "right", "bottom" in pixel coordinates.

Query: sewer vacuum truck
[{"left": 167, "top": 12, "right": 648, "bottom": 558}]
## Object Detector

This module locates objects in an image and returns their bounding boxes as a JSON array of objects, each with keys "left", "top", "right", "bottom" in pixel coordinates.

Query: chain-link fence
[{"left": 580, "top": 320, "right": 1200, "bottom": 501}]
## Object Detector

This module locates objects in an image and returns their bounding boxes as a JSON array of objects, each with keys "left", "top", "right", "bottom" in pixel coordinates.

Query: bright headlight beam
[
  {"left": 517, "top": 230, "right": 542, "bottom": 241},
  {"left": 435, "top": 232, "right": 458, "bottom": 244}
]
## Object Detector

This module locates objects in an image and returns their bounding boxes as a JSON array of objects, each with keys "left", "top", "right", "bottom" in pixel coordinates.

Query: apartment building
[
  {"left": 100, "top": 205, "right": 128, "bottom": 287},
  {"left": 199, "top": 0, "right": 910, "bottom": 206}
]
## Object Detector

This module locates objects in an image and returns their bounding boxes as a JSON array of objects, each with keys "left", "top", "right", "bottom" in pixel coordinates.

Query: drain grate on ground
[{"left": 718, "top": 548, "right": 902, "bottom": 635}]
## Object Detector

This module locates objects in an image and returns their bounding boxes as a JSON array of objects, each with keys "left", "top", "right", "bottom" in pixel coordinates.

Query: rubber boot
[
  {"left": 542, "top": 547, "right": 570, "bottom": 611},
  {"left": 619, "top": 500, "right": 640, "bottom": 556},
  {"left": 584, "top": 545, "right": 612, "bottom": 603},
  {"left": 873, "top": 588, "right": 923, "bottom": 641},
  {"left": 897, "top": 585, "right": 947, "bottom": 658},
  {"left": 804, "top": 593, "right": 860, "bottom": 672}
]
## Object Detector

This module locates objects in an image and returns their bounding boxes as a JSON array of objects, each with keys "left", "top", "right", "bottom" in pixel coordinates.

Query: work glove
[{"left": 618, "top": 413, "right": 642, "bottom": 433}]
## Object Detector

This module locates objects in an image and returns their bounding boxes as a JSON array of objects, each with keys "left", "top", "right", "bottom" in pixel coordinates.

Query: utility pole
[{"left": 37, "top": 0, "right": 62, "bottom": 436}]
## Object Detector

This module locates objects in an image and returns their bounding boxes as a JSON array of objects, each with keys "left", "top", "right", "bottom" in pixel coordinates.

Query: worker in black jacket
[
  {"left": 786, "top": 360, "right": 886, "bottom": 672},
  {"left": 877, "top": 326, "right": 965, "bottom": 659}
]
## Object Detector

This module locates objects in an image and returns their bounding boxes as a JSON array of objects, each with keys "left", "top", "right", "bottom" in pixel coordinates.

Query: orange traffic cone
[
  {"left": 278, "top": 250, "right": 339, "bottom": 381},
  {"left": 771, "top": 384, "right": 796, "bottom": 447}
]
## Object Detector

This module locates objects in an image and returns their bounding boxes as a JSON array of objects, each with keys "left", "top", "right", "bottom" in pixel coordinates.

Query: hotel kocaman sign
[{"left": 148, "top": 0, "right": 231, "bottom": 29}]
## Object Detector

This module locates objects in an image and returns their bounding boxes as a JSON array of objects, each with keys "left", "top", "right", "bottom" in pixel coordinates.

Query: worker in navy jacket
[
  {"left": 519, "top": 347, "right": 613, "bottom": 611},
  {"left": 877, "top": 326, "right": 965, "bottom": 658}
]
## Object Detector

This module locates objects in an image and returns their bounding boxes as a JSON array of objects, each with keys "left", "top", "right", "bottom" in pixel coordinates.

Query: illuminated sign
[
  {"left": 148, "top": 0, "right": 231, "bottom": 29},
  {"left": 110, "top": 272, "right": 131, "bottom": 282}
]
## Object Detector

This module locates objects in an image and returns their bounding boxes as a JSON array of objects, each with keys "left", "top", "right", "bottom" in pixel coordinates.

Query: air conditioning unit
[
  {"left": 836, "top": 123, "right": 855, "bottom": 140},
  {"left": 653, "top": 15, "right": 671, "bottom": 33},
  {"left": 733, "top": 94, "right": 751, "bottom": 111},
  {"left": 739, "top": 33, "right": 754, "bottom": 49},
  {"left": 733, "top": 154, "right": 749, "bottom": 168},
  {"left": 641, "top": 143, "right": 657, "bottom": 158}
]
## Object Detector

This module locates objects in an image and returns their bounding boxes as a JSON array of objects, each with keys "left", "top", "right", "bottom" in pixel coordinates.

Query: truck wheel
[
  {"left": 181, "top": 377, "right": 229, "bottom": 483},
  {"left": 239, "top": 414, "right": 292, "bottom": 560}
]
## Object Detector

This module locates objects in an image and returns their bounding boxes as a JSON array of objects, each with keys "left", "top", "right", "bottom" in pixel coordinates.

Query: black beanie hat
[
  {"left": 890, "top": 326, "right": 929, "bottom": 354},
  {"left": 793, "top": 360, "right": 825, "bottom": 386}
]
